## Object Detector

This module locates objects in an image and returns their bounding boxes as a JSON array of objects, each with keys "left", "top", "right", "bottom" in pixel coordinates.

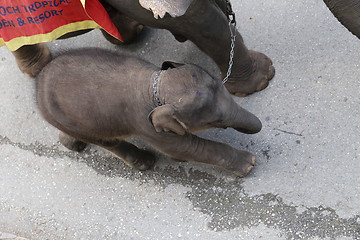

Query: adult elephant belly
[{"left": 105, "top": 0, "right": 276, "bottom": 96}]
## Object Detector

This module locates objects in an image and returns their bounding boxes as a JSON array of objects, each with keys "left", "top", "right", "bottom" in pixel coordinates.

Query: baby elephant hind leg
[
  {"left": 95, "top": 139, "right": 156, "bottom": 171},
  {"left": 12, "top": 43, "right": 52, "bottom": 77}
]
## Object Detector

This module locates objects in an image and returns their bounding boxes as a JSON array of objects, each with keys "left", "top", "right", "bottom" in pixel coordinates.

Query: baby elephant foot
[
  {"left": 12, "top": 43, "right": 52, "bottom": 78},
  {"left": 226, "top": 151, "right": 256, "bottom": 177},
  {"left": 225, "top": 50, "right": 275, "bottom": 97},
  {"left": 123, "top": 149, "right": 156, "bottom": 171},
  {"left": 59, "top": 132, "right": 87, "bottom": 152}
]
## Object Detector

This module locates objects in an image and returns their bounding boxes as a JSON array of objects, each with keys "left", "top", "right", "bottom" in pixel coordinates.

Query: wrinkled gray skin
[{"left": 35, "top": 48, "right": 262, "bottom": 176}]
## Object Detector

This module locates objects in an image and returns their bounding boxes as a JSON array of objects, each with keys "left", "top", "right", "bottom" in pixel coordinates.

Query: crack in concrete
[{"left": 1, "top": 135, "right": 359, "bottom": 239}]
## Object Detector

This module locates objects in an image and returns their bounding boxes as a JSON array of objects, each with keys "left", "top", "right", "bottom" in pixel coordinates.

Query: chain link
[
  {"left": 153, "top": 70, "right": 163, "bottom": 106},
  {"left": 222, "top": 0, "right": 236, "bottom": 84}
]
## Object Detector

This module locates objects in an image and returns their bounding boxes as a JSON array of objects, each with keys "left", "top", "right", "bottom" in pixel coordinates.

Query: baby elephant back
[{"left": 35, "top": 48, "right": 152, "bottom": 139}]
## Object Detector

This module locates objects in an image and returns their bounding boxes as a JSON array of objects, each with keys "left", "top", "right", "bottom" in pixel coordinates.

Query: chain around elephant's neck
[{"left": 152, "top": 70, "right": 163, "bottom": 106}]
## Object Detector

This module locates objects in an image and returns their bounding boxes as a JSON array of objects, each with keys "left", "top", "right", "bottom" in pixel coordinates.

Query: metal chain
[
  {"left": 222, "top": 0, "right": 237, "bottom": 84},
  {"left": 153, "top": 70, "right": 163, "bottom": 106}
]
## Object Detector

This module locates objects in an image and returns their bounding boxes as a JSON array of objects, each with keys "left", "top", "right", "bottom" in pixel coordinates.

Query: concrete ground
[{"left": 0, "top": 0, "right": 359, "bottom": 239}]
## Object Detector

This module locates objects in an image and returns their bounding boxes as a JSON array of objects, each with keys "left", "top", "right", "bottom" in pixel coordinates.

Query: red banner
[{"left": 0, "top": 0, "right": 122, "bottom": 51}]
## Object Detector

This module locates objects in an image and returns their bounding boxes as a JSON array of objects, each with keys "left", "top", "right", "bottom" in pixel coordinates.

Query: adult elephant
[{"left": 9, "top": 0, "right": 360, "bottom": 96}]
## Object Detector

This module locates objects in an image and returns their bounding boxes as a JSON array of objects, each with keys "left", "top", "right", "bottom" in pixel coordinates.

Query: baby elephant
[{"left": 35, "top": 48, "right": 262, "bottom": 176}]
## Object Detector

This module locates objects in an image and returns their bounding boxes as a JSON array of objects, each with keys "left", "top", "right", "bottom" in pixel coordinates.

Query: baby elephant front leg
[
  {"left": 143, "top": 133, "right": 256, "bottom": 177},
  {"left": 95, "top": 139, "right": 156, "bottom": 171}
]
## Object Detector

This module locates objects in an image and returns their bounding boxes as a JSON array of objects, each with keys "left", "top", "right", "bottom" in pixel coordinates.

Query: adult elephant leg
[
  {"left": 106, "top": 0, "right": 274, "bottom": 96},
  {"left": 177, "top": 0, "right": 275, "bottom": 96},
  {"left": 11, "top": 43, "right": 52, "bottom": 77}
]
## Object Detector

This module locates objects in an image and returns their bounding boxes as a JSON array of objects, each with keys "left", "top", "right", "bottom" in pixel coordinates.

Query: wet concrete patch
[
  {"left": 187, "top": 181, "right": 360, "bottom": 239},
  {"left": 1, "top": 135, "right": 359, "bottom": 240}
]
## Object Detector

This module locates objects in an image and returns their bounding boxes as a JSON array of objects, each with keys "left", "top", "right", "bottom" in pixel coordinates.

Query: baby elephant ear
[
  {"left": 148, "top": 104, "right": 187, "bottom": 135},
  {"left": 161, "top": 61, "right": 185, "bottom": 70}
]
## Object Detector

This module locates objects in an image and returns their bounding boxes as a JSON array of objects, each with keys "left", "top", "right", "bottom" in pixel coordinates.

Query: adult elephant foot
[
  {"left": 12, "top": 43, "right": 52, "bottom": 78},
  {"left": 224, "top": 50, "right": 275, "bottom": 97}
]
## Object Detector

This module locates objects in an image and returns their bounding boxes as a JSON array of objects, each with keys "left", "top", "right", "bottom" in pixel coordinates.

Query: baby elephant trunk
[{"left": 225, "top": 102, "right": 262, "bottom": 134}]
